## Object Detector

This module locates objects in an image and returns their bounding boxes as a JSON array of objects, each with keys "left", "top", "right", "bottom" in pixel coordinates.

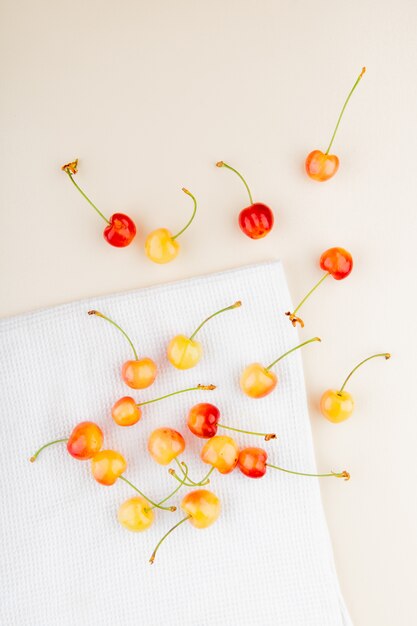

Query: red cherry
[
  {"left": 61, "top": 159, "right": 137, "bottom": 248},
  {"left": 237, "top": 447, "right": 267, "bottom": 478},
  {"left": 187, "top": 403, "right": 277, "bottom": 440},
  {"left": 238, "top": 203, "right": 274, "bottom": 239},
  {"left": 319, "top": 247, "right": 353, "bottom": 280},
  {"left": 104, "top": 213, "right": 136, "bottom": 247},
  {"left": 216, "top": 161, "right": 274, "bottom": 239}
]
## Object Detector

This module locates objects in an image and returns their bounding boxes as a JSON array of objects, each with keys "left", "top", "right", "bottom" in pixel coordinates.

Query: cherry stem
[
  {"left": 266, "top": 337, "right": 321, "bottom": 371},
  {"left": 189, "top": 301, "right": 242, "bottom": 340},
  {"left": 88, "top": 310, "right": 139, "bottom": 360},
  {"left": 218, "top": 424, "right": 276, "bottom": 441},
  {"left": 216, "top": 161, "right": 253, "bottom": 205},
  {"left": 325, "top": 67, "right": 366, "bottom": 155},
  {"left": 266, "top": 464, "right": 350, "bottom": 480},
  {"left": 119, "top": 476, "right": 175, "bottom": 512},
  {"left": 172, "top": 188, "right": 197, "bottom": 240},
  {"left": 339, "top": 352, "right": 391, "bottom": 393},
  {"left": 173, "top": 459, "right": 214, "bottom": 486},
  {"left": 149, "top": 515, "right": 191, "bottom": 564},
  {"left": 150, "top": 464, "right": 189, "bottom": 510},
  {"left": 29, "top": 438, "right": 68, "bottom": 462},
  {"left": 64, "top": 168, "right": 110, "bottom": 225},
  {"left": 292, "top": 272, "right": 330, "bottom": 315},
  {"left": 136, "top": 384, "right": 216, "bottom": 408}
]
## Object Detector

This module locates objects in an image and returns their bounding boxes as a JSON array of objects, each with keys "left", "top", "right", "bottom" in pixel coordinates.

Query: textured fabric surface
[{"left": 0, "top": 261, "right": 352, "bottom": 626}]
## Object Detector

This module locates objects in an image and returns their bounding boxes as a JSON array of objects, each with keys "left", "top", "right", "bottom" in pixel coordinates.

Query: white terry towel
[{"left": 0, "top": 261, "right": 352, "bottom": 626}]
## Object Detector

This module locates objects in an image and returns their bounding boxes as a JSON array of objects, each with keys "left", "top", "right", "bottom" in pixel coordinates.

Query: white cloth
[{"left": 0, "top": 261, "right": 352, "bottom": 626}]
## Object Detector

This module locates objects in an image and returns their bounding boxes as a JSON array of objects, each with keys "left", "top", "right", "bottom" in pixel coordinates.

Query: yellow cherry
[
  {"left": 200, "top": 435, "right": 239, "bottom": 474},
  {"left": 167, "top": 301, "right": 241, "bottom": 370},
  {"left": 320, "top": 390, "right": 354, "bottom": 423},
  {"left": 240, "top": 363, "right": 277, "bottom": 399},
  {"left": 145, "top": 188, "right": 197, "bottom": 264},
  {"left": 320, "top": 353, "right": 390, "bottom": 423},
  {"left": 118, "top": 496, "right": 154, "bottom": 532},
  {"left": 241, "top": 337, "right": 321, "bottom": 399},
  {"left": 148, "top": 428, "right": 186, "bottom": 465}
]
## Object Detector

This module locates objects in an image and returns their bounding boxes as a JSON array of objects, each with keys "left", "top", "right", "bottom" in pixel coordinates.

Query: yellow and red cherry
[
  {"left": 321, "top": 352, "right": 390, "bottom": 423},
  {"left": 149, "top": 489, "right": 221, "bottom": 563},
  {"left": 187, "top": 403, "right": 276, "bottom": 440},
  {"left": 145, "top": 188, "right": 197, "bottom": 263},
  {"left": 91, "top": 449, "right": 127, "bottom": 485},
  {"left": 238, "top": 447, "right": 350, "bottom": 481},
  {"left": 200, "top": 435, "right": 239, "bottom": 474},
  {"left": 286, "top": 247, "right": 353, "bottom": 327},
  {"left": 305, "top": 67, "right": 366, "bottom": 182},
  {"left": 88, "top": 309, "right": 157, "bottom": 390},
  {"left": 30, "top": 421, "right": 104, "bottom": 463},
  {"left": 61, "top": 159, "right": 136, "bottom": 247},
  {"left": 111, "top": 384, "right": 216, "bottom": 427},
  {"left": 240, "top": 337, "right": 321, "bottom": 399},
  {"left": 216, "top": 161, "right": 274, "bottom": 239},
  {"left": 148, "top": 428, "right": 185, "bottom": 465},
  {"left": 118, "top": 496, "right": 154, "bottom": 532},
  {"left": 167, "top": 301, "right": 241, "bottom": 370}
]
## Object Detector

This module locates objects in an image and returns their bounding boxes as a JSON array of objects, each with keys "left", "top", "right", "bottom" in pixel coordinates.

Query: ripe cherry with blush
[
  {"left": 305, "top": 67, "right": 366, "bottom": 182},
  {"left": 187, "top": 403, "right": 276, "bottom": 440},
  {"left": 30, "top": 421, "right": 103, "bottom": 463},
  {"left": 200, "top": 435, "right": 239, "bottom": 475},
  {"left": 216, "top": 161, "right": 274, "bottom": 239},
  {"left": 286, "top": 247, "right": 353, "bottom": 328},
  {"left": 61, "top": 159, "right": 136, "bottom": 247}
]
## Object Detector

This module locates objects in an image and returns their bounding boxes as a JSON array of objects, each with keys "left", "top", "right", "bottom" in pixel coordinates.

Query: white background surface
[{"left": 1, "top": 1, "right": 416, "bottom": 624}]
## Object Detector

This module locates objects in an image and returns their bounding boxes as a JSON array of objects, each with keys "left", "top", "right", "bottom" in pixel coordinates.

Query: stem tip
[
  {"left": 61, "top": 159, "right": 78, "bottom": 174},
  {"left": 88, "top": 310, "right": 99, "bottom": 316},
  {"left": 197, "top": 384, "right": 216, "bottom": 390},
  {"left": 29, "top": 456, "right": 35, "bottom": 463},
  {"left": 149, "top": 555, "right": 155, "bottom": 564},
  {"left": 216, "top": 161, "right": 224, "bottom": 167},
  {"left": 169, "top": 506, "right": 177, "bottom": 512},
  {"left": 360, "top": 67, "right": 366, "bottom": 77},
  {"left": 265, "top": 434, "right": 277, "bottom": 441},
  {"left": 385, "top": 353, "right": 391, "bottom": 359}
]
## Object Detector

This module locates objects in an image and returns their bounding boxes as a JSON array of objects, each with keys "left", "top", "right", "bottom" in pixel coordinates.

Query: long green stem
[
  {"left": 266, "top": 464, "right": 350, "bottom": 480},
  {"left": 293, "top": 273, "right": 329, "bottom": 315},
  {"left": 218, "top": 424, "right": 276, "bottom": 441},
  {"left": 119, "top": 476, "right": 175, "bottom": 512},
  {"left": 149, "top": 515, "right": 191, "bottom": 564},
  {"left": 172, "top": 188, "right": 198, "bottom": 240},
  {"left": 30, "top": 438, "right": 68, "bottom": 462},
  {"left": 325, "top": 67, "right": 366, "bottom": 154},
  {"left": 189, "top": 301, "right": 241, "bottom": 340},
  {"left": 88, "top": 310, "right": 139, "bottom": 360},
  {"left": 137, "top": 384, "right": 215, "bottom": 408},
  {"left": 171, "top": 462, "right": 214, "bottom": 487},
  {"left": 64, "top": 169, "right": 110, "bottom": 225},
  {"left": 216, "top": 161, "right": 253, "bottom": 205},
  {"left": 266, "top": 337, "right": 321, "bottom": 370},
  {"left": 339, "top": 353, "right": 390, "bottom": 393},
  {"left": 153, "top": 464, "right": 189, "bottom": 508}
]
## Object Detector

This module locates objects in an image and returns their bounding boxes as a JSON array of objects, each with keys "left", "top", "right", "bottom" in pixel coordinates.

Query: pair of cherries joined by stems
[
  {"left": 305, "top": 67, "right": 366, "bottom": 182},
  {"left": 61, "top": 160, "right": 197, "bottom": 261}
]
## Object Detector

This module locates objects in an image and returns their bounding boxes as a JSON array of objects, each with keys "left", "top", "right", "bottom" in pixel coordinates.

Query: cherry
[
  {"left": 216, "top": 161, "right": 274, "bottom": 239},
  {"left": 148, "top": 428, "right": 185, "bottom": 465},
  {"left": 286, "top": 247, "right": 353, "bottom": 327},
  {"left": 238, "top": 447, "right": 350, "bottom": 480},
  {"left": 305, "top": 67, "right": 366, "bottom": 182},
  {"left": 88, "top": 310, "right": 157, "bottom": 390},
  {"left": 240, "top": 337, "right": 321, "bottom": 399},
  {"left": 187, "top": 403, "right": 276, "bottom": 440},
  {"left": 61, "top": 159, "right": 136, "bottom": 247},
  {"left": 91, "top": 449, "right": 127, "bottom": 485},
  {"left": 167, "top": 301, "right": 241, "bottom": 370},
  {"left": 320, "top": 352, "right": 390, "bottom": 423},
  {"left": 200, "top": 435, "right": 239, "bottom": 474},
  {"left": 145, "top": 188, "right": 197, "bottom": 263},
  {"left": 111, "top": 384, "right": 216, "bottom": 427},
  {"left": 149, "top": 489, "right": 221, "bottom": 564},
  {"left": 30, "top": 421, "right": 103, "bottom": 462},
  {"left": 118, "top": 496, "right": 154, "bottom": 532}
]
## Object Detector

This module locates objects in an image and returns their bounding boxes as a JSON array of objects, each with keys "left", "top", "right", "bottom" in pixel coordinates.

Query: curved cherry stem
[
  {"left": 189, "top": 301, "right": 241, "bottom": 340},
  {"left": 266, "top": 337, "right": 321, "bottom": 371},
  {"left": 137, "top": 384, "right": 216, "bottom": 408},
  {"left": 339, "top": 352, "right": 390, "bottom": 393},
  {"left": 216, "top": 161, "right": 253, "bottom": 205},
  {"left": 266, "top": 464, "right": 350, "bottom": 480},
  {"left": 88, "top": 310, "right": 139, "bottom": 360},
  {"left": 119, "top": 476, "right": 175, "bottom": 512},
  {"left": 172, "top": 461, "right": 214, "bottom": 487},
  {"left": 218, "top": 423, "right": 276, "bottom": 441},
  {"left": 62, "top": 163, "right": 110, "bottom": 225},
  {"left": 172, "top": 188, "right": 197, "bottom": 240},
  {"left": 149, "top": 515, "right": 191, "bottom": 564},
  {"left": 151, "top": 464, "right": 189, "bottom": 510},
  {"left": 30, "top": 438, "right": 68, "bottom": 462},
  {"left": 325, "top": 67, "right": 366, "bottom": 155}
]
